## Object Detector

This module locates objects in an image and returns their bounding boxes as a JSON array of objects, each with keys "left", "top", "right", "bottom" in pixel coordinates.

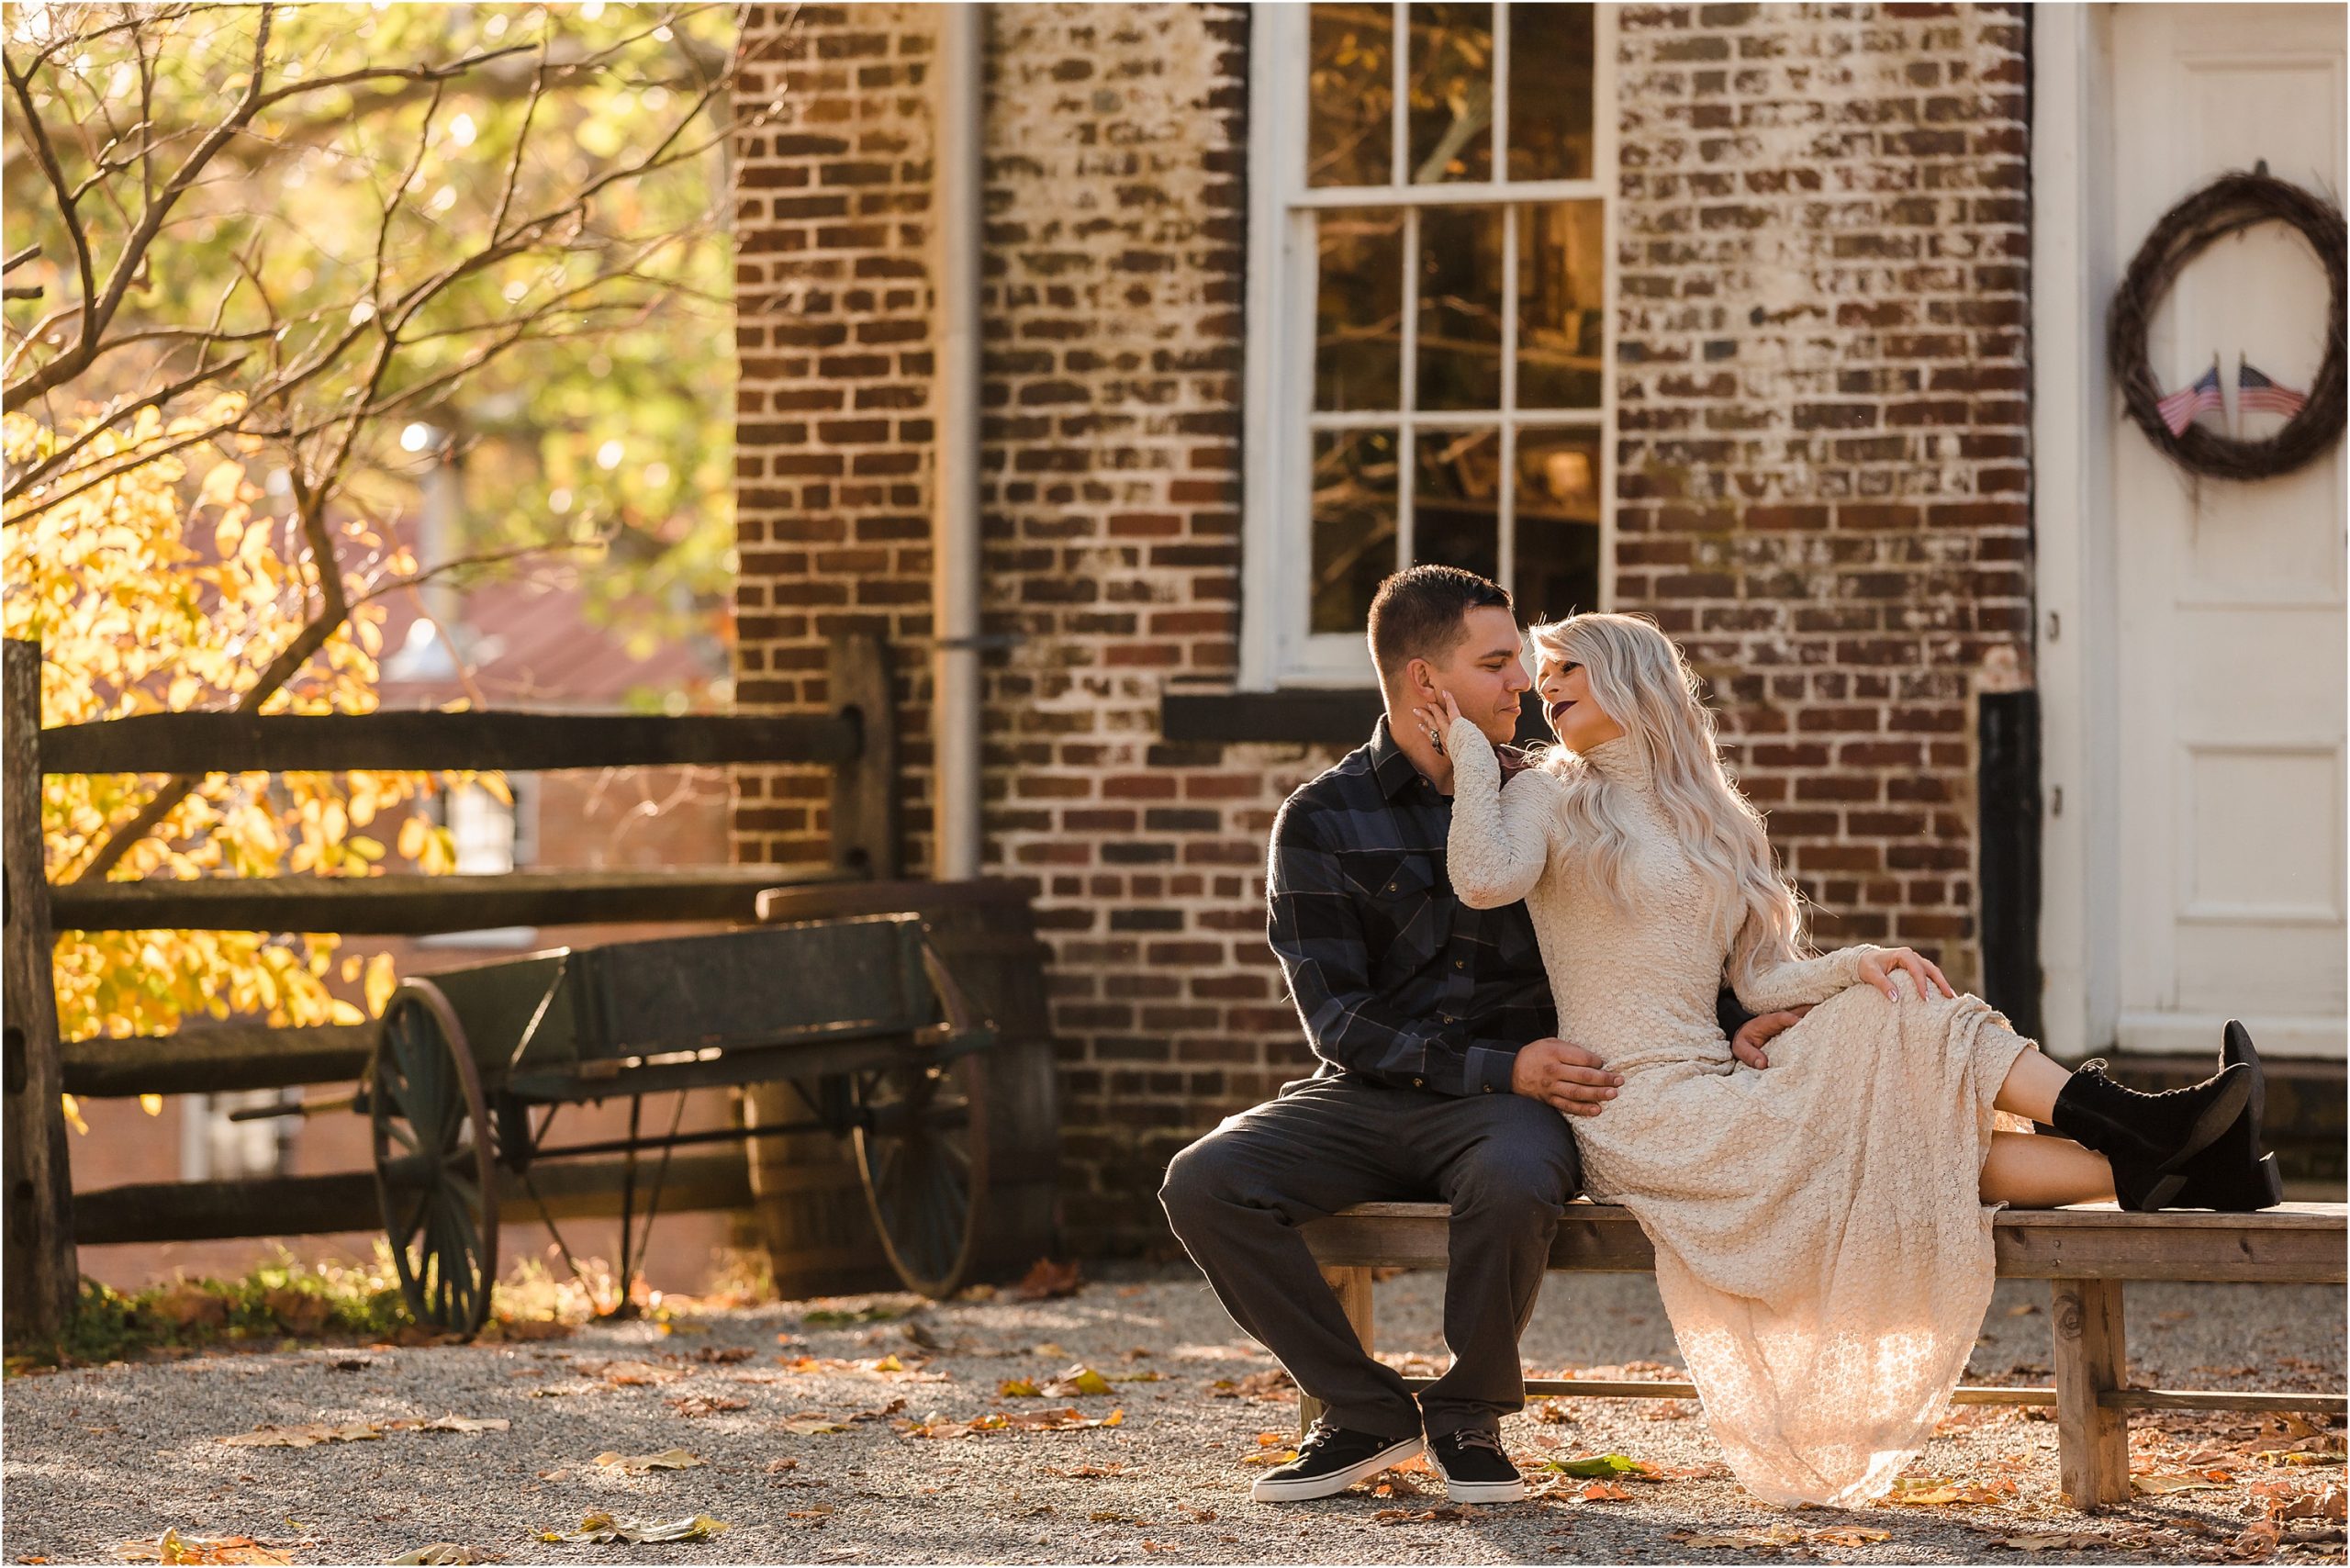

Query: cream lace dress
[{"left": 1445, "top": 714, "right": 2034, "bottom": 1508}]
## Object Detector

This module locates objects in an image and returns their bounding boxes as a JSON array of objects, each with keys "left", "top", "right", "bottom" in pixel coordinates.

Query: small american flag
[
  {"left": 2237, "top": 358, "right": 2308, "bottom": 418},
  {"left": 2157, "top": 362, "right": 2223, "bottom": 436}
]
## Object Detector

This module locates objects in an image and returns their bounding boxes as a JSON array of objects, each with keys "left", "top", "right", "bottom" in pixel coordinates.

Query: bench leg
[
  {"left": 1299, "top": 1265, "right": 1377, "bottom": 1437},
  {"left": 2051, "top": 1277, "right": 2131, "bottom": 1509}
]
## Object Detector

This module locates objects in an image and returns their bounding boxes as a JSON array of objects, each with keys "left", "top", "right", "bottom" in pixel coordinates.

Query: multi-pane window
[{"left": 1243, "top": 4, "right": 1610, "bottom": 686}]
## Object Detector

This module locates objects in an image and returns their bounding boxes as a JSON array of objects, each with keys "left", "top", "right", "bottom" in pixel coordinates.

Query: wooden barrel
[{"left": 744, "top": 878, "right": 1062, "bottom": 1298}]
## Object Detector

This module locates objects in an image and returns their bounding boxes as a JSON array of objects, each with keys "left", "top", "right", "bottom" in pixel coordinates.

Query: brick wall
[
  {"left": 1612, "top": 3, "right": 2032, "bottom": 985},
  {"left": 733, "top": 3, "right": 2034, "bottom": 1252}
]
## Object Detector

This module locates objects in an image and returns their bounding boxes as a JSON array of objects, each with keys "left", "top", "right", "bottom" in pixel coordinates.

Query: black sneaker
[
  {"left": 1428, "top": 1427, "right": 1525, "bottom": 1503},
  {"left": 1249, "top": 1417, "right": 1425, "bottom": 1503}
]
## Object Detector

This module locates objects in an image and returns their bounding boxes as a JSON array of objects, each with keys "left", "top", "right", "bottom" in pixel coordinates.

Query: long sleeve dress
[{"left": 1443, "top": 713, "right": 2035, "bottom": 1509}]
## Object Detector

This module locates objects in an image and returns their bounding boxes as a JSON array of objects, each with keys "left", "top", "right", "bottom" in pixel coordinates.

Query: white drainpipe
[{"left": 932, "top": 4, "right": 983, "bottom": 881}]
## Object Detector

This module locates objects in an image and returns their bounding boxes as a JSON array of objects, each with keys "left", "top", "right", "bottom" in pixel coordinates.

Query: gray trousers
[{"left": 1158, "top": 1075, "right": 1581, "bottom": 1443}]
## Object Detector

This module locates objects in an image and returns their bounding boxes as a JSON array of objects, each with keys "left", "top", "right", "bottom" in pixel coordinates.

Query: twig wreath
[{"left": 2107, "top": 170, "right": 2347, "bottom": 481}]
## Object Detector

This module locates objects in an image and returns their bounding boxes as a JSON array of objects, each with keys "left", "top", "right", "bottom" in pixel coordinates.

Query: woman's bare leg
[
  {"left": 1980, "top": 1131, "right": 2115, "bottom": 1207},
  {"left": 1992, "top": 1042, "right": 2074, "bottom": 1123},
  {"left": 1981, "top": 1041, "right": 2114, "bottom": 1205}
]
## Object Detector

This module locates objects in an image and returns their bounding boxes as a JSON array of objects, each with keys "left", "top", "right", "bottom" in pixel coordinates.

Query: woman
[{"left": 1415, "top": 610, "right": 2279, "bottom": 1509}]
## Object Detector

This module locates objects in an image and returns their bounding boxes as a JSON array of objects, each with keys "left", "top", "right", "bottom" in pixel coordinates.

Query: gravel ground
[{"left": 4, "top": 1267, "right": 2342, "bottom": 1564}]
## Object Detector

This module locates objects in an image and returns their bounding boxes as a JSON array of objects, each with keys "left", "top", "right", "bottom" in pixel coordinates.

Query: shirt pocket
[{"left": 1337, "top": 850, "right": 1443, "bottom": 980}]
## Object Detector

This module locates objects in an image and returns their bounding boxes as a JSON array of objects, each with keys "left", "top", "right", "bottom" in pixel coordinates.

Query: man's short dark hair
[{"left": 1366, "top": 566, "right": 1514, "bottom": 684}]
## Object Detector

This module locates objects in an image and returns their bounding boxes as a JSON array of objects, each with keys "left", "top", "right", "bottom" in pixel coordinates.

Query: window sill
[{"left": 1160, "top": 689, "right": 1553, "bottom": 747}]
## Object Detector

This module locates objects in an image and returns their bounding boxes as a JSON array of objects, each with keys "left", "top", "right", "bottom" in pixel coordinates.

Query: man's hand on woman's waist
[{"left": 1510, "top": 1038, "right": 1624, "bottom": 1116}]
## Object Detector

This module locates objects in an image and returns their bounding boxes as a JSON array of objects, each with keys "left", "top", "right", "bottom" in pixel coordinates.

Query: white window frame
[{"left": 1240, "top": 3, "right": 1620, "bottom": 689}]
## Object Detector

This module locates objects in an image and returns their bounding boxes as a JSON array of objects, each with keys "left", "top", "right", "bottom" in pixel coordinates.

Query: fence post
[
  {"left": 3, "top": 639, "right": 78, "bottom": 1342},
  {"left": 827, "top": 632, "right": 900, "bottom": 879}
]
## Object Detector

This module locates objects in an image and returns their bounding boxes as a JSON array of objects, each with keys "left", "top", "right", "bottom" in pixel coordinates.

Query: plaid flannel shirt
[
  {"left": 1265, "top": 717, "right": 1556, "bottom": 1098},
  {"left": 1267, "top": 716, "right": 1753, "bottom": 1098}
]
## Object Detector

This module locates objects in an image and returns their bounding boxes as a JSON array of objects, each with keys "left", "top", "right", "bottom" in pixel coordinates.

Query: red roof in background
[{"left": 373, "top": 576, "right": 724, "bottom": 711}]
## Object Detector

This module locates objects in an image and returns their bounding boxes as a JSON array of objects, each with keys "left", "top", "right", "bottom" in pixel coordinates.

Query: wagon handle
[{"left": 915, "top": 934, "right": 992, "bottom": 1049}]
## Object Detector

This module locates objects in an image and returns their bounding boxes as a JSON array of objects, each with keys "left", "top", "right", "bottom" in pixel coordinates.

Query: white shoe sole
[
  {"left": 1250, "top": 1435, "right": 1426, "bottom": 1503},
  {"left": 1430, "top": 1452, "right": 1527, "bottom": 1505}
]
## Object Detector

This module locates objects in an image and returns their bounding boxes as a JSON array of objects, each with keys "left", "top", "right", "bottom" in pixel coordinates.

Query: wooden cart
[{"left": 360, "top": 913, "right": 1045, "bottom": 1334}]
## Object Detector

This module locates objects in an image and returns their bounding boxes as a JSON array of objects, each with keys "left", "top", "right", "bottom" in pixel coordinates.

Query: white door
[{"left": 2109, "top": 4, "right": 2347, "bottom": 1058}]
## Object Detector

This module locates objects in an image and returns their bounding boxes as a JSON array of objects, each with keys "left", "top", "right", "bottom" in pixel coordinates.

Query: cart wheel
[
  {"left": 369, "top": 979, "right": 499, "bottom": 1337},
  {"left": 850, "top": 1052, "right": 987, "bottom": 1298}
]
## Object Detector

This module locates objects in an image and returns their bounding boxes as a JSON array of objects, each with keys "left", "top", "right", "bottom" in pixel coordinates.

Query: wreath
[{"left": 2107, "top": 170, "right": 2346, "bottom": 481}]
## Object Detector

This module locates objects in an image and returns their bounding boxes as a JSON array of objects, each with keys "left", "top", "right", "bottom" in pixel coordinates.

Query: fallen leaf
[
  {"left": 1241, "top": 1447, "right": 1299, "bottom": 1468},
  {"left": 766, "top": 1457, "right": 800, "bottom": 1473},
  {"left": 1549, "top": 1453, "right": 1651, "bottom": 1479},
  {"left": 392, "top": 1415, "right": 509, "bottom": 1435},
  {"left": 1205, "top": 1369, "right": 1296, "bottom": 1401},
  {"left": 1993, "top": 1532, "right": 2119, "bottom": 1551},
  {"left": 849, "top": 1397, "right": 908, "bottom": 1424},
  {"left": 800, "top": 1303, "right": 912, "bottom": 1327},
  {"left": 666, "top": 1395, "right": 749, "bottom": 1417},
  {"left": 389, "top": 1547, "right": 491, "bottom": 1565},
  {"left": 1671, "top": 1524, "right": 1803, "bottom": 1550},
  {"left": 1043, "top": 1364, "right": 1115, "bottom": 1398},
  {"left": 1012, "top": 1258, "right": 1082, "bottom": 1301},
  {"left": 1051, "top": 1463, "right": 1128, "bottom": 1479},
  {"left": 593, "top": 1449, "right": 708, "bottom": 1474},
  {"left": 693, "top": 1347, "right": 755, "bottom": 1365},
  {"left": 999, "top": 1378, "right": 1043, "bottom": 1398},
  {"left": 219, "top": 1422, "right": 383, "bottom": 1449},
  {"left": 1372, "top": 1506, "right": 1472, "bottom": 1525},
  {"left": 779, "top": 1412, "right": 848, "bottom": 1435},
  {"left": 538, "top": 1513, "right": 731, "bottom": 1545},
  {"left": 1809, "top": 1528, "right": 1892, "bottom": 1547},
  {"left": 114, "top": 1532, "right": 290, "bottom": 1565},
  {"left": 1578, "top": 1481, "right": 1633, "bottom": 1502},
  {"left": 2133, "top": 1471, "right": 2232, "bottom": 1496}
]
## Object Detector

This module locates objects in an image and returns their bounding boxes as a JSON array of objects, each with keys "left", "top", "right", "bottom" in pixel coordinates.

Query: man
[{"left": 1159, "top": 566, "right": 1803, "bottom": 1506}]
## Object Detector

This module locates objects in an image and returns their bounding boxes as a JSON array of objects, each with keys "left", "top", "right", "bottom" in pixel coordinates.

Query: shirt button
[
  {"left": 1453, "top": 959, "right": 1465, "bottom": 969},
  {"left": 1438, "top": 1014, "right": 1454, "bottom": 1025},
  {"left": 1483, "top": 1084, "right": 1494, "bottom": 1093},
  {"left": 1386, "top": 882, "right": 1398, "bottom": 892},
  {"left": 1413, "top": 1077, "right": 1424, "bottom": 1088}
]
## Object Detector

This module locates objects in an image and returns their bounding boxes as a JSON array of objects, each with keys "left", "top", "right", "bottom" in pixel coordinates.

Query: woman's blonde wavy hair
[{"left": 1528, "top": 611, "right": 1810, "bottom": 982}]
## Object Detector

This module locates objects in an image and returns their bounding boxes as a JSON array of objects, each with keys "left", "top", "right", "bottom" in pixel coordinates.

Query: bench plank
[{"left": 1303, "top": 1202, "right": 2348, "bottom": 1284}]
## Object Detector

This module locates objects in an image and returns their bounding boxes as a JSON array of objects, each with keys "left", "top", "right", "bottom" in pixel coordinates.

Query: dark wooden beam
[
  {"left": 49, "top": 865, "right": 852, "bottom": 935},
  {"left": 73, "top": 1152, "right": 757, "bottom": 1245},
  {"left": 62, "top": 1022, "right": 381, "bottom": 1098},
  {"left": 40, "top": 711, "right": 860, "bottom": 778},
  {"left": 3, "top": 639, "right": 78, "bottom": 1341}
]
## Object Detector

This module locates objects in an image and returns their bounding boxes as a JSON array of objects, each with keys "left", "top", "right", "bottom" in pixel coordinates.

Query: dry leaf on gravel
[
  {"left": 1004, "top": 1406, "right": 1123, "bottom": 1431},
  {"left": 1547, "top": 1454, "right": 1659, "bottom": 1480},
  {"left": 1011, "top": 1258, "right": 1082, "bottom": 1300},
  {"left": 1886, "top": 1476, "right": 2020, "bottom": 1507},
  {"left": 1992, "top": 1532, "right": 2123, "bottom": 1551},
  {"left": 114, "top": 1531, "right": 290, "bottom": 1565},
  {"left": 779, "top": 1412, "right": 849, "bottom": 1435},
  {"left": 1810, "top": 1528, "right": 1892, "bottom": 1548},
  {"left": 1206, "top": 1369, "right": 1296, "bottom": 1402},
  {"left": 1576, "top": 1482, "right": 1634, "bottom": 1502},
  {"left": 538, "top": 1513, "right": 730, "bottom": 1545},
  {"left": 666, "top": 1395, "right": 749, "bottom": 1417},
  {"left": 388, "top": 1547, "right": 492, "bottom": 1565},
  {"left": 849, "top": 1397, "right": 908, "bottom": 1424},
  {"left": 593, "top": 1449, "right": 708, "bottom": 1474},
  {"left": 1372, "top": 1506, "right": 1472, "bottom": 1525},
  {"left": 999, "top": 1378, "right": 1042, "bottom": 1398},
  {"left": 392, "top": 1415, "right": 509, "bottom": 1434},
  {"left": 692, "top": 1347, "right": 755, "bottom": 1365},
  {"left": 1050, "top": 1463, "right": 1128, "bottom": 1478},
  {"left": 2133, "top": 1470, "right": 2233, "bottom": 1495},
  {"left": 1671, "top": 1524, "right": 1804, "bottom": 1550},
  {"left": 1042, "top": 1364, "right": 1115, "bottom": 1398},
  {"left": 2231, "top": 1520, "right": 2282, "bottom": 1561},
  {"left": 219, "top": 1422, "right": 383, "bottom": 1448}
]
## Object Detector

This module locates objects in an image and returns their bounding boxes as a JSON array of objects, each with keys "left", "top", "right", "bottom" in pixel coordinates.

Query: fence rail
[{"left": 1, "top": 632, "right": 899, "bottom": 1343}]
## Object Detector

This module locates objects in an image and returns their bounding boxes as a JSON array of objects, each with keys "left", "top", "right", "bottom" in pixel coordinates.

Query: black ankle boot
[
  {"left": 2049, "top": 1059, "right": 2254, "bottom": 1212},
  {"left": 2168, "top": 1021, "right": 2283, "bottom": 1212}
]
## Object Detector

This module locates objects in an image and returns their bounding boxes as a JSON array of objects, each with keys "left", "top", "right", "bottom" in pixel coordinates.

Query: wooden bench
[{"left": 1300, "top": 1200, "right": 2347, "bottom": 1509}]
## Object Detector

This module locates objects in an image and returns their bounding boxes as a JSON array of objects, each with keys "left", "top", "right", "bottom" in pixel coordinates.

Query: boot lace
[{"left": 1445, "top": 1428, "right": 1508, "bottom": 1459}]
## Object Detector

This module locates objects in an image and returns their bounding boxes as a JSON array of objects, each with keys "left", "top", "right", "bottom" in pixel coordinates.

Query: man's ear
[{"left": 1404, "top": 656, "right": 1438, "bottom": 699}]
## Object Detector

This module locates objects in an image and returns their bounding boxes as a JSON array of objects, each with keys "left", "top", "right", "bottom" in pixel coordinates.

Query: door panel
[{"left": 2110, "top": 4, "right": 2347, "bottom": 1058}]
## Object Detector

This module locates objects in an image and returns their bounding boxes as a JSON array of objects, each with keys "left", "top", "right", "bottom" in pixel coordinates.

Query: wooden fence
[{"left": 1, "top": 633, "right": 898, "bottom": 1342}]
